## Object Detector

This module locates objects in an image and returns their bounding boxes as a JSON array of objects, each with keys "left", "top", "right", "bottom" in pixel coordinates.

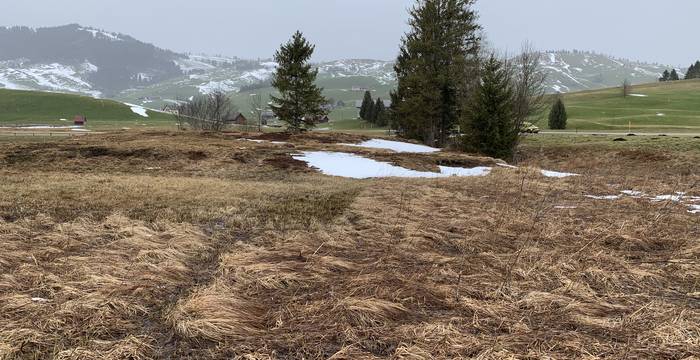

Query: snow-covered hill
[
  {"left": 541, "top": 50, "right": 680, "bottom": 93},
  {"left": 0, "top": 25, "right": 684, "bottom": 101}
]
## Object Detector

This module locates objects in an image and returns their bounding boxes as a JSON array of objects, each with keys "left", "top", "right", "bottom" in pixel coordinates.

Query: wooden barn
[
  {"left": 73, "top": 115, "right": 87, "bottom": 126},
  {"left": 224, "top": 112, "right": 248, "bottom": 125}
]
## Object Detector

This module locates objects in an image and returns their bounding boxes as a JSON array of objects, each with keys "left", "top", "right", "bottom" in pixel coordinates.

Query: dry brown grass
[{"left": 0, "top": 131, "right": 698, "bottom": 359}]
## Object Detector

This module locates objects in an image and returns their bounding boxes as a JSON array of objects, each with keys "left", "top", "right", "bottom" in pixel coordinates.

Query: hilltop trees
[
  {"left": 660, "top": 69, "right": 680, "bottom": 82},
  {"left": 548, "top": 97, "right": 568, "bottom": 130},
  {"left": 670, "top": 69, "right": 680, "bottom": 81},
  {"left": 391, "top": 0, "right": 481, "bottom": 147},
  {"left": 270, "top": 31, "right": 327, "bottom": 132},
  {"left": 684, "top": 61, "right": 700, "bottom": 80}
]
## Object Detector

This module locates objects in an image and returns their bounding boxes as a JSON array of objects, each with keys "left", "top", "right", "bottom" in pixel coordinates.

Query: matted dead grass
[{"left": 0, "top": 131, "right": 698, "bottom": 359}]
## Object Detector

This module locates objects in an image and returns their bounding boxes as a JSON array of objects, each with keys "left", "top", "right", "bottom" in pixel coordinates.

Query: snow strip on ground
[
  {"left": 293, "top": 151, "right": 490, "bottom": 179},
  {"left": 342, "top": 139, "right": 440, "bottom": 153},
  {"left": 541, "top": 169, "right": 579, "bottom": 178}
]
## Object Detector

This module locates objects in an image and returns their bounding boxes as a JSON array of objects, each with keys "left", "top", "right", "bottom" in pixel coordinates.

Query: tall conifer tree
[
  {"left": 391, "top": 0, "right": 481, "bottom": 147},
  {"left": 359, "top": 91, "right": 373, "bottom": 120},
  {"left": 461, "top": 55, "right": 517, "bottom": 159},
  {"left": 548, "top": 97, "right": 568, "bottom": 130},
  {"left": 270, "top": 31, "right": 326, "bottom": 132}
]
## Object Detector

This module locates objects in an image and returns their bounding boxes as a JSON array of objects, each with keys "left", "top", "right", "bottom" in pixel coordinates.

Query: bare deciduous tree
[
  {"left": 163, "top": 90, "right": 237, "bottom": 132},
  {"left": 512, "top": 42, "right": 547, "bottom": 132},
  {"left": 622, "top": 78, "right": 631, "bottom": 97},
  {"left": 249, "top": 94, "right": 264, "bottom": 132}
]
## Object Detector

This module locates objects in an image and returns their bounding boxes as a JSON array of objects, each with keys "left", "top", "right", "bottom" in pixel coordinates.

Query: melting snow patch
[
  {"left": 125, "top": 103, "right": 149, "bottom": 117},
  {"left": 293, "top": 151, "right": 490, "bottom": 179},
  {"left": 621, "top": 190, "right": 644, "bottom": 197},
  {"left": 541, "top": 169, "right": 578, "bottom": 178},
  {"left": 689, "top": 205, "right": 700, "bottom": 214},
  {"left": 628, "top": 94, "right": 648, "bottom": 97},
  {"left": 342, "top": 139, "right": 440, "bottom": 153},
  {"left": 656, "top": 113, "right": 665, "bottom": 117},
  {"left": 585, "top": 195, "right": 621, "bottom": 200},
  {"left": 497, "top": 163, "right": 518, "bottom": 169},
  {"left": 651, "top": 194, "right": 685, "bottom": 202}
]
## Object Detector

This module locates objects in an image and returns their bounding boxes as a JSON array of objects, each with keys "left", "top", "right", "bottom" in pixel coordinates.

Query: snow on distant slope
[
  {"left": 78, "top": 27, "right": 123, "bottom": 41},
  {"left": 541, "top": 51, "right": 669, "bottom": 93},
  {"left": 0, "top": 60, "right": 102, "bottom": 97}
]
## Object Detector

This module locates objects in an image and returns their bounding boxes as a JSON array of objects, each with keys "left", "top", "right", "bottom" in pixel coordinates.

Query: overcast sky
[{"left": 0, "top": 0, "right": 696, "bottom": 65}]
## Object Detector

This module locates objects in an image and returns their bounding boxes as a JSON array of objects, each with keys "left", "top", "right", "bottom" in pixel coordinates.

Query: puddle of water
[{"left": 293, "top": 151, "right": 491, "bottom": 179}]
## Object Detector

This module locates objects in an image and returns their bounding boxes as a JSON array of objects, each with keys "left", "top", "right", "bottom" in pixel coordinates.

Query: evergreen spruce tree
[
  {"left": 660, "top": 70, "right": 670, "bottom": 82},
  {"left": 374, "top": 98, "right": 387, "bottom": 126},
  {"left": 270, "top": 31, "right": 327, "bottom": 132},
  {"left": 548, "top": 97, "right": 568, "bottom": 130},
  {"left": 461, "top": 55, "right": 517, "bottom": 159},
  {"left": 366, "top": 97, "right": 377, "bottom": 123},
  {"left": 359, "top": 91, "right": 373, "bottom": 120},
  {"left": 670, "top": 69, "right": 680, "bottom": 81},
  {"left": 391, "top": 0, "right": 481, "bottom": 147},
  {"left": 685, "top": 63, "right": 695, "bottom": 80}
]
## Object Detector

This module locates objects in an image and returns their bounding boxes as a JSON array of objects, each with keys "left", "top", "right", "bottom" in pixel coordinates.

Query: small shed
[
  {"left": 225, "top": 112, "right": 248, "bottom": 125},
  {"left": 74, "top": 115, "right": 87, "bottom": 126}
]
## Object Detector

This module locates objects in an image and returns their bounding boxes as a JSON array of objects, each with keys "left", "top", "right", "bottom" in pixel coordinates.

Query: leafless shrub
[{"left": 164, "top": 91, "right": 237, "bottom": 131}]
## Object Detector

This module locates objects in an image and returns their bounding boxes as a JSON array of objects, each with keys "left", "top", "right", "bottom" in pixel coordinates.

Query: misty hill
[
  {"left": 0, "top": 24, "right": 182, "bottom": 96},
  {"left": 0, "top": 25, "right": 685, "bottom": 107}
]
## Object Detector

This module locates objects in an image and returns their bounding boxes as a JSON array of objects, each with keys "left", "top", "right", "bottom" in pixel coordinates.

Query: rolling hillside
[
  {"left": 0, "top": 89, "right": 174, "bottom": 129},
  {"left": 556, "top": 79, "right": 700, "bottom": 132}
]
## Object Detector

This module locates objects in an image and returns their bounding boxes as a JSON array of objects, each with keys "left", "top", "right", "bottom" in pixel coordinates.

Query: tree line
[
  {"left": 659, "top": 60, "right": 700, "bottom": 82},
  {"left": 389, "top": 0, "right": 547, "bottom": 159},
  {"left": 359, "top": 91, "right": 388, "bottom": 126},
  {"left": 170, "top": 0, "right": 558, "bottom": 160}
]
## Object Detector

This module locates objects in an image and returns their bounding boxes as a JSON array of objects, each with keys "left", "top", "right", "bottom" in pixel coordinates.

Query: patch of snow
[
  {"left": 689, "top": 205, "right": 700, "bottom": 214},
  {"left": 628, "top": 94, "right": 648, "bottom": 97},
  {"left": 342, "top": 139, "right": 440, "bottom": 153},
  {"left": 554, "top": 206, "right": 578, "bottom": 209},
  {"left": 31, "top": 297, "right": 50, "bottom": 303},
  {"left": 78, "top": 27, "right": 122, "bottom": 41},
  {"left": 541, "top": 169, "right": 579, "bottom": 178},
  {"left": 651, "top": 194, "right": 684, "bottom": 202},
  {"left": 124, "top": 103, "right": 149, "bottom": 117},
  {"left": 197, "top": 80, "right": 239, "bottom": 94},
  {"left": 656, "top": 113, "right": 665, "bottom": 117},
  {"left": 621, "top": 190, "right": 644, "bottom": 197},
  {"left": 585, "top": 195, "right": 621, "bottom": 200},
  {"left": 293, "top": 151, "right": 491, "bottom": 179}
]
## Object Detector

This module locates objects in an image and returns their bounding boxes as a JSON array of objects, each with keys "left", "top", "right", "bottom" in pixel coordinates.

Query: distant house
[
  {"left": 261, "top": 111, "right": 276, "bottom": 125},
  {"left": 224, "top": 112, "right": 248, "bottom": 125},
  {"left": 352, "top": 86, "right": 369, "bottom": 92},
  {"left": 73, "top": 115, "right": 87, "bottom": 126},
  {"left": 303, "top": 115, "right": 330, "bottom": 124}
]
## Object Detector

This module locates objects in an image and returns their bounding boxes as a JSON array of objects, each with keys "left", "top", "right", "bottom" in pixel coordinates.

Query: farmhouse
[
  {"left": 73, "top": 115, "right": 87, "bottom": 126},
  {"left": 224, "top": 112, "right": 247, "bottom": 125}
]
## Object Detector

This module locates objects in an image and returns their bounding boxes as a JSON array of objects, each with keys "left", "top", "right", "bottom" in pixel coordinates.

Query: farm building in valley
[
  {"left": 73, "top": 115, "right": 87, "bottom": 126},
  {"left": 224, "top": 112, "right": 248, "bottom": 125}
]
